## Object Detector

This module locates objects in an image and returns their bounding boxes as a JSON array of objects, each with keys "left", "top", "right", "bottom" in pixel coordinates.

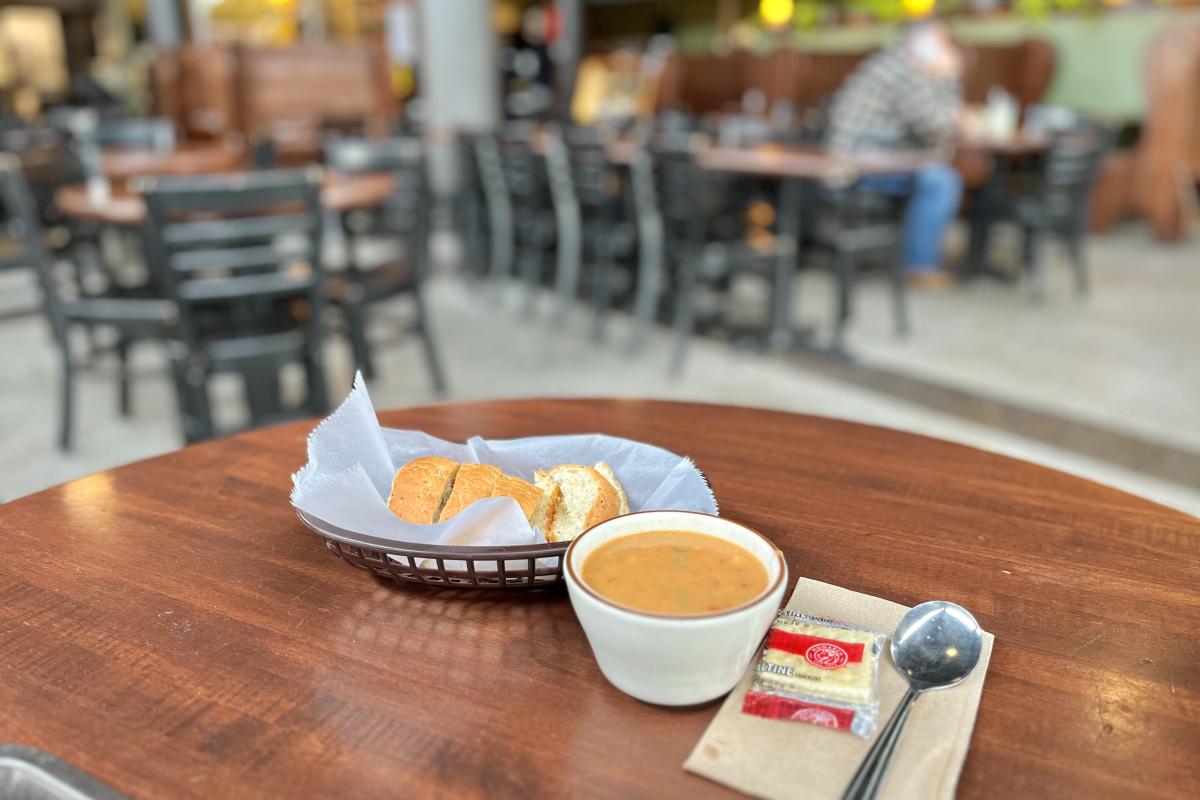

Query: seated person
[{"left": 826, "top": 19, "right": 964, "bottom": 287}]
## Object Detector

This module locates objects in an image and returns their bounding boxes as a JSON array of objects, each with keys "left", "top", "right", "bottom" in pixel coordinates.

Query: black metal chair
[
  {"left": 0, "top": 154, "right": 178, "bottom": 450},
  {"left": 811, "top": 184, "right": 908, "bottom": 353},
  {"left": 323, "top": 136, "right": 446, "bottom": 393},
  {"left": 627, "top": 145, "right": 665, "bottom": 354},
  {"left": 472, "top": 133, "right": 515, "bottom": 285},
  {"left": 1010, "top": 123, "right": 1113, "bottom": 300},
  {"left": 497, "top": 122, "right": 557, "bottom": 309},
  {"left": 965, "top": 116, "right": 1112, "bottom": 301},
  {"left": 649, "top": 136, "right": 796, "bottom": 374},
  {"left": 140, "top": 169, "right": 330, "bottom": 443},
  {"left": 561, "top": 125, "right": 638, "bottom": 340}
]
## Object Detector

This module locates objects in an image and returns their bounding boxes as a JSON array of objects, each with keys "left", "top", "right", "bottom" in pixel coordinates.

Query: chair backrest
[
  {"left": 472, "top": 134, "right": 515, "bottom": 279},
  {"left": 140, "top": 168, "right": 325, "bottom": 352},
  {"left": 563, "top": 126, "right": 616, "bottom": 210},
  {"left": 648, "top": 134, "right": 704, "bottom": 248},
  {"left": 0, "top": 155, "right": 66, "bottom": 339},
  {"left": 497, "top": 122, "right": 547, "bottom": 210},
  {"left": 325, "top": 135, "right": 429, "bottom": 272},
  {"left": 1040, "top": 121, "right": 1113, "bottom": 219},
  {"left": 649, "top": 134, "right": 700, "bottom": 218}
]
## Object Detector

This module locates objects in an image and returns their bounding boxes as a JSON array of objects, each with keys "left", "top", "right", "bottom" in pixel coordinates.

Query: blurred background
[{"left": 0, "top": 0, "right": 1196, "bottom": 515}]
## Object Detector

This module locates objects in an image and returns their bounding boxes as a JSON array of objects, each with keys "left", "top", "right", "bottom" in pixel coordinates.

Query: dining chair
[
  {"left": 0, "top": 155, "right": 178, "bottom": 450},
  {"left": 561, "top": 125, "right": 638, "bottom": 340},
  {"left": 471, "top": 133, "right": 515, "bottom": 284},
  {"left": 627, "top": 146, "right": 665, "bottom": 354},
  {"left": 323, "top": 136, "right": 446, "bottom": 393},
  {"left": 140, "top": 168, "right": 330, "bottom": 443},
  {"left": 497, "top": 122, "right": 557, "bottom": 310},
  {"left": 649, "top": 136, "right": 793, "bottom": 374},
  {"left": 812, "top": 184, "right": 908, "bottom": 354},
  {"left": 1009, "top": 122, "right": 1113, "bottom": 300}
]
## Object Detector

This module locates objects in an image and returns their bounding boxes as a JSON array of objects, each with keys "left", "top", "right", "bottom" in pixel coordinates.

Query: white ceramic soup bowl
[{"left": 564, "top": 510, "right": 788, "bottom": 706}]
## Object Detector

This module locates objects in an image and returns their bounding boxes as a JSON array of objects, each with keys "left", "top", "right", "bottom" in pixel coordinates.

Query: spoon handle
[{"left": 842, "top": 686, "right": 920, "bottom": 800}]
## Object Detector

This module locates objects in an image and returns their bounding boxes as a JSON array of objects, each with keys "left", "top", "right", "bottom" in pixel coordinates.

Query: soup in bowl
[{"left": 565, "top": 511, "right": 788, "bottom": 706}]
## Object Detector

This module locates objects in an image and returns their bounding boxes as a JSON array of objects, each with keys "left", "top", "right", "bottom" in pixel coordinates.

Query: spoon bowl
[{"left": 891, "top": 601, "right": 984, "bottom": 690}]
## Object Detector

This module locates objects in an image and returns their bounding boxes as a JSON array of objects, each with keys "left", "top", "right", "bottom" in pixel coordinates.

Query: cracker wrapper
[{"left": 290, "top": 375, "right": 718, "bottom": 548}]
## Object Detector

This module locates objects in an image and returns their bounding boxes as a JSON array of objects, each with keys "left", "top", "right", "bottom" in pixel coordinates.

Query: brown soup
[{"left": 581, "top": 530, "right": 769, "bottom": 615}]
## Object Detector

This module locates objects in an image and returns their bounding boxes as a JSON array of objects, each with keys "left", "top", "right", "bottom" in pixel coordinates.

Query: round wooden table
[
  {"left": 54, "top": 171, "right": 398, "bottom": 226},
  {"left": 0, "top": 400, "right": 1195, "bottom": 799}
]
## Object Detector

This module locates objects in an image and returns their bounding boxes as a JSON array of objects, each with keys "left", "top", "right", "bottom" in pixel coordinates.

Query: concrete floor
[{"left": 0, "top": 225, "right": 1197, "bottom": 516}]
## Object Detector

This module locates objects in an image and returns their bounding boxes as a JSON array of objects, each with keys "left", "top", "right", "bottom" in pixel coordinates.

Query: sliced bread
[
  {"left": 491, "top": 473, "right": 558, "bottom": 535},
  {"left": 437, "top": 463, "right": 502, "bottom": 522},
  {"left": 387, "top": 456, "right": 461, "bottom": 523},
  {"left": 593, "top": 461, "right": 630, "bottom": 515},
  {"left": 537, "top": 464, "right": 621, "bottom": 543}
]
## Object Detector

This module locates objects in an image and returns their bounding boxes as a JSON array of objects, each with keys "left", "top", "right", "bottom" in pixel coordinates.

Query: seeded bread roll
[
  {"left": 437, "top": 463, "right": 502, "bottom": 522},
  {"left": 386, "top": 457, "right": 460, "bottom": 524},
  {"left": 536, "top": 465, "right": 621, "bottom": 543}
]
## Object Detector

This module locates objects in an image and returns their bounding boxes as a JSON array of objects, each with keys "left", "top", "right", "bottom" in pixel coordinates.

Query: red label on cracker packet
[
  {"left": 742, "top": 690, "right": 857, "bottom": 730},
  {"left": 766, "top": 629, "right": 865, "bottom": 669}
]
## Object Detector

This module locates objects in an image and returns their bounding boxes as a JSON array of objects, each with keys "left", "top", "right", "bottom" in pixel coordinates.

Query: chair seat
[{"left": 326, "top": 261, "right": 415, "bottom": 304}]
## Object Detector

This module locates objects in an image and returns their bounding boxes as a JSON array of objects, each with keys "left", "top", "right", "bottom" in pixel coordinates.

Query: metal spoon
[{"left": 842, "top": 601, "right": 983, "bottom": 800}]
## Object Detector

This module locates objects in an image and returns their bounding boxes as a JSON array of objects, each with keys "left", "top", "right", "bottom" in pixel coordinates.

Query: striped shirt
[{"left": 827, "top": 43, "right": 961, "bottom": 154}]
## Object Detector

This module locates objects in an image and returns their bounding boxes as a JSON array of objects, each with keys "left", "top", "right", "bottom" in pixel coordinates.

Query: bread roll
[
  {"left": 387, "top": 457, "right": 460, "bottom": 523},
  {"left": 493, "top": 473, "right": 559, "bottom": 534},
  {"left": 593, "top": 461, "right": 630, "bottom": 516},
  {"left": 537, "top": 465, "right": 621, "bottom": 543},
  {"left": 437, "top": 463, "right": 502, "bottom": 522}
]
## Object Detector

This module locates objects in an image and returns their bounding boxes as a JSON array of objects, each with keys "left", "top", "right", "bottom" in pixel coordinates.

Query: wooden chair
[
  {"left": 0, "top": 154, "right": 178, "bottom": 450},
  {"left": 140, "top": 169, "right": 330, "bottom": 443},
  {"left": 323, "top": 137, "right": 446, "bottom": 394}
]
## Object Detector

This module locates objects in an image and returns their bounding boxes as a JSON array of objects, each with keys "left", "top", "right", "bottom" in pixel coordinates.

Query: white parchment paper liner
[{"left": 291, "top": 375, "right": 718, "bottom": 562}]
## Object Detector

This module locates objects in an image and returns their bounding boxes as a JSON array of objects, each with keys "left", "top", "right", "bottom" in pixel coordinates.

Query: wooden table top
[
  {"left": 100, "top": 141, "right": 247, "bottom": 182},
  {"left": 55, "top": 171, "right": 397, "bottom": 226},
  {"left": 1, "top": 400, "right": 1196, "bottom": 799},
  {"left": 697, "top": 143, "right": 934, "bottom": 181}
]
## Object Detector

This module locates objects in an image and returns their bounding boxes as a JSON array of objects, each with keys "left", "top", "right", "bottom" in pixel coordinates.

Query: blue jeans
[{"left": 860, "top": 164, "right": 963, "bottom": 272}]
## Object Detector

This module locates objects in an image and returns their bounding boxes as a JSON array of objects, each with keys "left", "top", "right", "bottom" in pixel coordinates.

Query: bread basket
[{"left": 298, "top": 510, "right": 569, "bottom": 589}]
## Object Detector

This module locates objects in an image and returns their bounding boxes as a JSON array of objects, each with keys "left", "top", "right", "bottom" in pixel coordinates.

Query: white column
[
  {"left": 418, "top": 0, "right": 499, "bottom": 134},
  {"left": 145, "top": 0, "right": 184, "bottom": 47}
]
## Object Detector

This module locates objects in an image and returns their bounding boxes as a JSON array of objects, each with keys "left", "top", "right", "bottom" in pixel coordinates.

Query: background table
[
  {"left": 55, "top": 171, "right": 398, "bottom": 226},
  {"left": 99, "top": 141, "right": 246, "bottom": 182},
  {"left": 0, "top": 400, "right": 1195, "bottom": 799}
]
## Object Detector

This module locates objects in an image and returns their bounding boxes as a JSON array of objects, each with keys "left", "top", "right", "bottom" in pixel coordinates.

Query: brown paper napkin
[{"left": 685, "top": 578, "right": 994, "bottom": 800}]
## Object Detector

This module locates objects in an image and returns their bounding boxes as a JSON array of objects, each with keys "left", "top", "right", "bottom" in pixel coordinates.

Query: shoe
[{"left": 905, "top": 270, "right": 956, "bottom": 290}]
